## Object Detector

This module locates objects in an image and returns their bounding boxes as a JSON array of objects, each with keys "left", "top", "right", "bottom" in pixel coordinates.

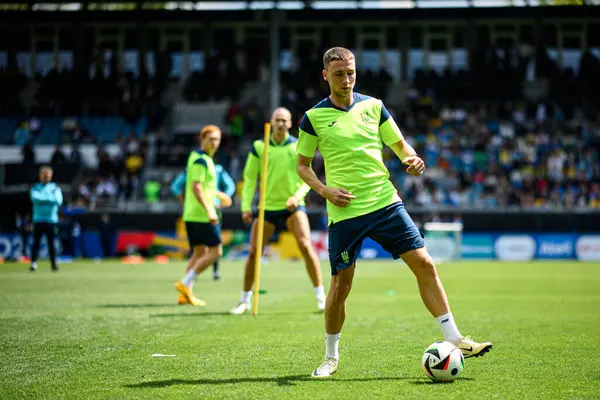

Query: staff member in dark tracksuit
[{"left": 30, "top": 166, "right": 63, "bottom": 272}]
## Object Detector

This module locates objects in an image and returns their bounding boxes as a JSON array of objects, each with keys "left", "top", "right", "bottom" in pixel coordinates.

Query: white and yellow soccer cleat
[
  {"left": 311, "top": 357, "right": 338, "bottom": 378},
  {"left": 456, "top": 336, "right": 492, "bottom": 358},
  {"left": 316, "top": 295, "right": 326, "bottom": 313},
  {"left": 230, "top": 302, "right": 250, "bottom": 315}
]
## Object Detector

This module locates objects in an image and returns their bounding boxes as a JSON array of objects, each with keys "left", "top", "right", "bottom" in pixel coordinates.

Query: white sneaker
[
  {"left": 311, "top": 357, "right": 338, "bottom": 378},
  {"left": 230, "top": 302, "right": 250, "bottom": 315},
  {"left": 316, "top": 295, "right": 326, "bottom": 312}
]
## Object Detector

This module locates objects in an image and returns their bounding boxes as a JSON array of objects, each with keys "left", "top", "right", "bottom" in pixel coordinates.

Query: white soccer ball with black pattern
[{"left": 421, "top": 341, "right": 464, "bottom": 382}]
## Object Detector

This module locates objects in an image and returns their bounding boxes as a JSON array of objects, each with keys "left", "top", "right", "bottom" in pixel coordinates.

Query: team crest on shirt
[{"left": 360, "top": 111, "right": 371, "bottom": 124}]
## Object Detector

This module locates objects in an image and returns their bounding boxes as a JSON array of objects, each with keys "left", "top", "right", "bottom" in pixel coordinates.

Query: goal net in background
[{"left": 423, "top": 222, "right": 463, "bottom": 264}]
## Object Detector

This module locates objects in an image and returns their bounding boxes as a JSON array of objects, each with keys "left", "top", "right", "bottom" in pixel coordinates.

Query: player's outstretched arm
[
  {"left": 389, "top": 140, "right": 425, "bottom": 177},
  {"left": 297, "top": 155, "right": 355, "bottom": 208}
]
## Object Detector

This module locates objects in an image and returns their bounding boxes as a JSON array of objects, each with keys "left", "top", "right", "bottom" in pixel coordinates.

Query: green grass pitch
[{"left": 1, "top": 259, "right": 599, "bottom": 399}]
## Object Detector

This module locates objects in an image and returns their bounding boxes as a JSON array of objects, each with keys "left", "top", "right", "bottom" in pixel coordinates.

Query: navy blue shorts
[
  {"left": 254, "top": 206, "right": 306, "bottom": 231},
  {"left": 328, "top": 202, "right": 425, "bottom": 275},
  {"left": 185, "top": 222, "right": 221, "bottom": 248}
]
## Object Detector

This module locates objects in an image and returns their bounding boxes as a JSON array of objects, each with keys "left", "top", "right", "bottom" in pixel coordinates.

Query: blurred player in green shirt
[
  {"left": 296, "top": 47, "right": 492, "bottom": 378},
  {"left": 174, "top": 125, "right": 231, "bottom": 306},
  {"left": 230, "top": 107, "right": 326, "bottom": 315}
]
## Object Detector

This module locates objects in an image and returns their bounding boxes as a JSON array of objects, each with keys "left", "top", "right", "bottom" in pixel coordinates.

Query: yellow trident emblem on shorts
[{"left": 341, "top": 251, "right": 350, "bottom": 264}]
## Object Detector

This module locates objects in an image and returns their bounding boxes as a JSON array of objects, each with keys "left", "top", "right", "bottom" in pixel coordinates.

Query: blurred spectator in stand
[
  {"left": 125, "top": 151, "right": 144, "bottom": 197},
  {"left": 97, "top": 146, "right": 115, "bottom": 178},
  {"left": 77, "top": 183, "right": 92, "bottom": 206},
  {"left": 16, "top": 213, "right": 32, "bottom": 259},
  {"left": 126, "top": 133, "right": 139, "bottom": 154},
  {"left": 98, "top": 213, "right": 115, "bottom": 259},
  {"left": 95, "top": 176, "right": 118, "bottom": 202},
  {"left": 29, "top": 117, "right": 41, "bottom": 143},
  {"left": 22, "top": 143, "right": 35, "bottom": 165},
  {"left": 14, "top": 121, "right": 29, "bottom": 145},
  {"left": 50, "top": 145, "right": 67, "bottom": 165},
  {"left": 227, "top": 103, "right": 243, "bottom": 137},
  {"left": 68, "top": 144, "right": 84, "bottom": 167},
  {"left": 144, "top": 179, "right": 161, "bottom": 203}
]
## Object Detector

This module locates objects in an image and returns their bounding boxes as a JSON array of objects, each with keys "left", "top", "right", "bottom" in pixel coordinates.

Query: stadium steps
[
  {"left": 19, "top": 81, "right": 40, "bottom": 110},
  {"left": 0, "top": 117, "right": 19, "bottom": 144}
]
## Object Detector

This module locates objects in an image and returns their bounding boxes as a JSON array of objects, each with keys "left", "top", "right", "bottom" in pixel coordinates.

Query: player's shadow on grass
[
  {"left": 126, "top": 375, "right": 414, "bottom": 388},
  {"left": 149, "top": 311, "right": 317, "bottom": 317},
  {"left": 99, "top": 304, "right": 181, "bottom": 309},
  {"left": 149, "top": 312, "right": 233, "bottom": 317},
  {"left": 410, "top": 377, "right": 474, "bottom": 385}
]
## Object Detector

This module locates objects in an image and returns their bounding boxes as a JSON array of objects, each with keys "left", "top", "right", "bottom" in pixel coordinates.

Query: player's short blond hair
[
  {"left": 200, "top": 125, "right": 221, "bottom": 139},
  {"left": 39, "top": 165, "right": 53, "bottom": 173},
  {"left": 323, "top": 47, "right": 355, "bottom": 69}
]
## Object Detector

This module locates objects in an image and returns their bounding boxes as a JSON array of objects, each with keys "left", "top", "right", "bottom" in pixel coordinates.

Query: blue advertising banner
[
  {"left": 0, "top": 231, "right": 596, "bottom": 261},
  {"left": 535, "top": 234, "right": 577, "bottom": 259},
  {"left": 0, "top": 233, "right": 61, "bottom": 260}
]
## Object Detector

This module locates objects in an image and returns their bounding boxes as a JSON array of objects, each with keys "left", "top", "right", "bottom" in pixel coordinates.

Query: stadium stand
[{"left": 1, "top": 3, "right": 599, "bottom": 231}]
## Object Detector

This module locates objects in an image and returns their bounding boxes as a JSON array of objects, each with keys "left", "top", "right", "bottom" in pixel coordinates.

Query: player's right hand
[
  {"left": 323, "top": 187, "right": 356, "bottom": 208},
  {"left": 208, "top": 211, "right": 219, "bottom": 225},
  {"left": 242, "top": 211, "right": 253, "bottom": 225}
]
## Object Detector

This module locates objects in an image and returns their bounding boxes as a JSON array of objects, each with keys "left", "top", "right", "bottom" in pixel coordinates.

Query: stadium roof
[{"left": 0, "top": 0, "right": 598, "bottom": 11}]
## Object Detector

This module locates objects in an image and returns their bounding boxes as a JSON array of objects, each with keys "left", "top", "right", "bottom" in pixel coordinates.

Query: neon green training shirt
[
  {"left": 241, "top": 133, "right": 311, "bottom": 213},
  {"left": 183, "top": 150, "right": 217, "bottom": 223},
  {"left": 297, "top": 92, "right": 404, "bottom": 225}
]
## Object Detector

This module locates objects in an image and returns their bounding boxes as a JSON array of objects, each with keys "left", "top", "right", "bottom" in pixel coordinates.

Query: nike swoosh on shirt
[{"left": 328, "top": 121, "right": 337, "bottom": 127}]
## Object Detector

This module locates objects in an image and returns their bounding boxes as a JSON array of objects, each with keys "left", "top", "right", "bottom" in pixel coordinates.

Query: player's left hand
[
  {"left": 286, "top": 196, "right": 299, "bottom": 212},
  {"left": 216, "top": 191, "right": 233, "bottom": 208},
  {"left": 403, "top": 155, "right": 425, "bottom": 177}
]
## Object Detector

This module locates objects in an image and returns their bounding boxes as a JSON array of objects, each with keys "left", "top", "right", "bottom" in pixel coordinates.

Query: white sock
[
  {"left": 436, "top": 312, "right": 462, "bottom": 344},
  {"left": 240, "top": 290, "right": 252, "bottom": 304},
  {"left": 189, "top": 279, "right": 195, "bottom": 290},
  {"left": 182, "top": 270, "right": 197, "bottom": 287},
  {"left": 314, "top": 285, "right": 325, "bottom": 298},
  {"left": 325, "top": 333, "right": 341, "bottom": 360}
]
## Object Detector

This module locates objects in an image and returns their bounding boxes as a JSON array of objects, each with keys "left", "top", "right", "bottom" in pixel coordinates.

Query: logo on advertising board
[
  {"left": 460, "top": 234, "right": 494, "bottom": 259},
  {"left": 536, "top": 235, "right": 576, "bottom": 259},
  {"left": 426, "top": 237, "right": 457, "bottom": 261},
  {"left": 575, "top": 235, "right": 600, "bottom": 261},
  {"left": 359, "top": 238, "right": 391, "bottom": 260},
  {"left": 494, "top": 235, "right": 536, "bottom": 261},
  {"left": 0, "top": 234, "right": 60, "bottom": 260}
]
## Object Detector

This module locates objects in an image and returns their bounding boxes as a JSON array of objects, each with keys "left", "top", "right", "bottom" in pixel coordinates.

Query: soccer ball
[{"left": 421, "top": 341, "right": 464, "bottom": 382}]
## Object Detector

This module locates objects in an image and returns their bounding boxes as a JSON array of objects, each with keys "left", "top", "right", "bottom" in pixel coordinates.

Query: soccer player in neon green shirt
[
  {"left": 297, "top": 47, "right": 492, "bottom": 378},
  {"left": 229, "top": 107, "right": 326, "bottom": 315},
  {"left": 174, "top": 125, "right": 229, "bottom": 306}
]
